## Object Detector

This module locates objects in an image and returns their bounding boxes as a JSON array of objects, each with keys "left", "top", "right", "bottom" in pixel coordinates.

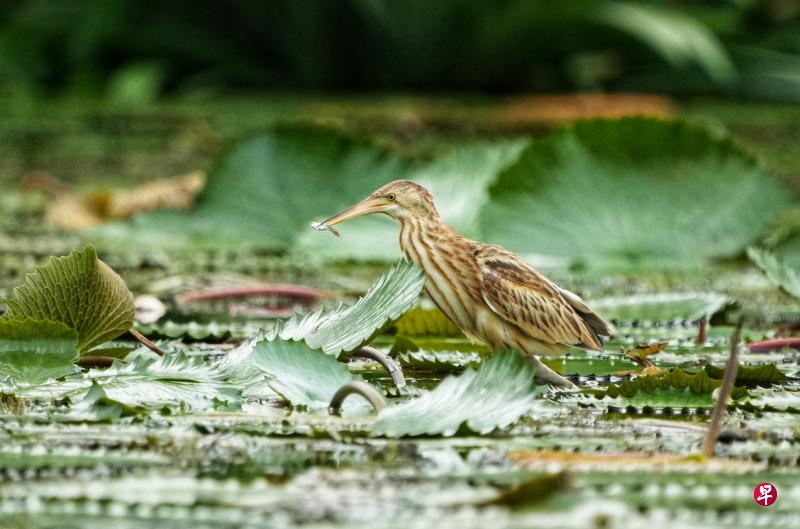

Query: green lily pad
[
  {"left": 704, "top": 363, "right": 786, "bottom": 387},
  {"left": 0, "top": 319, "right": 79, "bottom": 385},
  {"left": 16, "top": 351, "right": 240, "bottom": 413},
  {"left": 748, "top": 247, "right": 800, "bottom": 298},
  {"left": 590, "top": 292, "right": 727, "bottom": 323},
  {"left": 543, "top": 352, "right": 641, "bottom": 377},
  {"left": 395, "top": 349, "right": 483, "bottom": 372},
  {"left": 270, "top": 260, "right": 425, "bottom": 357},
  {"left": 480, "top": 118, "right": 791, "bottom": 268},
  {"left": 136, "top": 320, "right": 265, "bottom": 342},
  {"left": 96, "top": 125, "right": 411, "bottom": 250},
  {"left": 3, "top": 246, "right": 134, "bottom": 353},
  {"left": 373, "top": 351, "right": 543, "bottom": 437},
  {"left": 739, "top": 388, "right": 800, "bottom": 413},
  {"left": 250, "top": 339, "right": 369, "bottom": 415},
  {"left": 587, "top": 367, "right": 748, "bottom": 409},
  {"left": 54, "top": 382, "right": 142, "bottom": 422}
]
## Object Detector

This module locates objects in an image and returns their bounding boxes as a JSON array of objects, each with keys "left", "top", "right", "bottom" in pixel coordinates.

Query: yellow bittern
[{"left": 312, "top": 180, "right": 613, "bottom": 386}]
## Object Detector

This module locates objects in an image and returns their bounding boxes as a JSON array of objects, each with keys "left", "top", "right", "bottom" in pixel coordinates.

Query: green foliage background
[{"left": 2, "top": 0, "right": 800, "bottom": 100}]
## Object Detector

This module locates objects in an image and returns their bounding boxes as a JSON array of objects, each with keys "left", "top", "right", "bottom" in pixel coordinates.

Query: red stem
[
  {"left": 178, "top": 285, "right": 326, "bottom": 303},
  {"left": 747, "top": 338, "right": 800, "bottom": 352},
  {"left": 130, "top": 327, "right": 166, "bottom": 356},
  {"left": 696, "top": 316, "right": 707, "bottom": 345}
]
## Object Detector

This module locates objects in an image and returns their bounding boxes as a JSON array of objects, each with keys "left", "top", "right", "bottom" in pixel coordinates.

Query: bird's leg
[{"left": 524, "top": 354, "right": 576, "bottom": 388}]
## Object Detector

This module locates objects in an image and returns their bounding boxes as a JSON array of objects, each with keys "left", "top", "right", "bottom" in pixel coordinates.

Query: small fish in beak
[{"left": 310, "top": 221, "right": 341, "bottom": 237}]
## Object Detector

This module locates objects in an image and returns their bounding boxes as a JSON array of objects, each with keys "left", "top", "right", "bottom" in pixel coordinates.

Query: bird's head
[{"left": 312, "top": 180, "right": 437, "bottom": 236}]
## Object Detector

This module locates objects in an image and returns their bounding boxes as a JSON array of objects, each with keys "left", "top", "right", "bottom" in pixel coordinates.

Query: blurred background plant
[
  {"left": 3, "top": 0, "right": 800, "bottom": 271},
  {"left": 2, "top": 0, "right": 800, "bottom": 102}
]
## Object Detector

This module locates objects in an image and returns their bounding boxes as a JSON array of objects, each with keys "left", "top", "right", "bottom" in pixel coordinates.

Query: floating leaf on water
[
  {"left": 0, "top": 319, "right": 79, "bottom": 385},
  {"left": 587, "top": 367, "right": 749, "bottom": 409},
  {"left": 269, "top": 260, "right": 425, "bottom": 357},
  {"left": 2, "top": 246, "right": 134, "bottom": 354},
  {"left": 95, "top": 125, "right": 412, "bottom": 250},
  {"left": 389, "top": 335, "right": 420, "bottom": 356},
  {"left": 542, "top": 352, "right": 641, "bottom": 377},
  {"left": 136, "top": 320, "right": 266, "bottom": 342},
  {"left": 748, "top": 247, "right": 800, "bottom": 298},
  {"left": 373, "top": 351, "right": 543, "bottom": 437},
  {"left": 395, "top": 349, "right": 483, "bottom": 372},
  {"left": 15, "top": 351, "right": 241, "bottom": 414},
  {"left": 53, "top": 382, "right": 140, "bottom": 422},
  {"left": 704, "top": 363, "right": 787, "bottom": 387},
  {"left": 738, "top": 388, "right": 800, "bottom": 413},
  {"left": 480, "top": 118, "right": 790, "bottom": 268},
  {"left": 251, "top": 339, "right": 369, "bottom": 414},
  {"left": 87, "top": 352, "right": 241, "bottom": 411},
  {"left": 92, "top": 119, "right": 790, "bottom": 267},
  {"left": 387, "top": 335, "right": 491, "bottom": 355},
  {"left": 590, "top": 292, "right": 728, "bottom": 324}
]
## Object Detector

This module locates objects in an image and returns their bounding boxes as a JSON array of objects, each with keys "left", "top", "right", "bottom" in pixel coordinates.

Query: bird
[{"left": 311, "top": 180, "right": 613, "bottom": 386}]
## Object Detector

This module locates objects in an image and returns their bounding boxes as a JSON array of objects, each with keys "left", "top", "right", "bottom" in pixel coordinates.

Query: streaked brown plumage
[{"left": 313, "top": 180, "right": 613, "bottom": 386}]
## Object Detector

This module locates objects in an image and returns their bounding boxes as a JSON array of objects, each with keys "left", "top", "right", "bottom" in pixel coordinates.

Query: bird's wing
[{"left": 475, "top": 245, "right": 609, "bottom": 350}]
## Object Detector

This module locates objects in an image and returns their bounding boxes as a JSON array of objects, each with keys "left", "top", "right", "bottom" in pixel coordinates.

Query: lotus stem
[
  {"left": 696, "top": 316, "right": 707, "bottom": 345},
  {"left": 130, "top": 327, "right": 166, "bottom": 357},
  {"left": 352, "top": 346, "right": 406, "bottom": 388},
  {"left": 329, "top": 382, "right": 385, "bottom": 416},
  {"left": 747, "top": 337, "right": 800, "bottom": 352},
  {"left": 178, "top": 285, "right": 326, "bottom": 303},
  {"left": 701, "top": 319, "right": 742, "bottom": 458}
]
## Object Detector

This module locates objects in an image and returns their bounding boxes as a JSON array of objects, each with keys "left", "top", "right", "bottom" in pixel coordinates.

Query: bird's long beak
[{"left": 311, "top": 195, "right": 388, "bottom": 237}]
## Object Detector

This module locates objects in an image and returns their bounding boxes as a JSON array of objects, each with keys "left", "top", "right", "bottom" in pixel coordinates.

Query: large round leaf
[
  {"left": 197, "top": 125, "right": 411, "bottom": 247},
  {"left": 0, "top": 319, "right": 79, "bottom": 385},
  {"left": 95, "top": 125, "right": 411, "bottom": 249},
  {"left": 479, "top": 118, "right": 792, "bottom": 268}
]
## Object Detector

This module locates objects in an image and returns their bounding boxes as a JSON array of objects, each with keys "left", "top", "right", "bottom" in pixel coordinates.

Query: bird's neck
[
  {"left": 397, "top": 213, "right": 458, "bottom": 265},
  {"left": 396, "top": 212, "right": 482, "bottom": 334}
]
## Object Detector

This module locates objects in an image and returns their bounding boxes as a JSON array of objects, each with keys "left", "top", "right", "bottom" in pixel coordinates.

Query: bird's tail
[{"left": 558, "top": 286, "right": 614, "bottom": 349}]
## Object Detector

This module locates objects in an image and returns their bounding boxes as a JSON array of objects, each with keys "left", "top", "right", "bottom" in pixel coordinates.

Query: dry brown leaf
[
  {"left": 621, "top": 340, "right": 669, "bottom": 369},
  {"left": 46, "top": 193, "right": 104, "bottom": 231},
  {"left": 40, "top": 171, "right": 206, "bottom": 231},
  {"left": 491, "top": 94, "right": 673, "bottom": 127},
  {"left": 86, "top": 170, "right": 206, "bottom": 219},
  {"left": 20, "top": 171, "right": 100, "bottom": 231}
]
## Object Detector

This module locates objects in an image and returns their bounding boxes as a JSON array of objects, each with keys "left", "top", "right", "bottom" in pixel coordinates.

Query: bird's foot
[{"left": 525, "top": 354, "right": 576, "bottom": 388}]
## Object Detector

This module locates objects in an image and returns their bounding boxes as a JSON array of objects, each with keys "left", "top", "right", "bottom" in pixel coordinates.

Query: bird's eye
[{"left": 387, "top": 193, "right": 396, "bottom": 201}]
